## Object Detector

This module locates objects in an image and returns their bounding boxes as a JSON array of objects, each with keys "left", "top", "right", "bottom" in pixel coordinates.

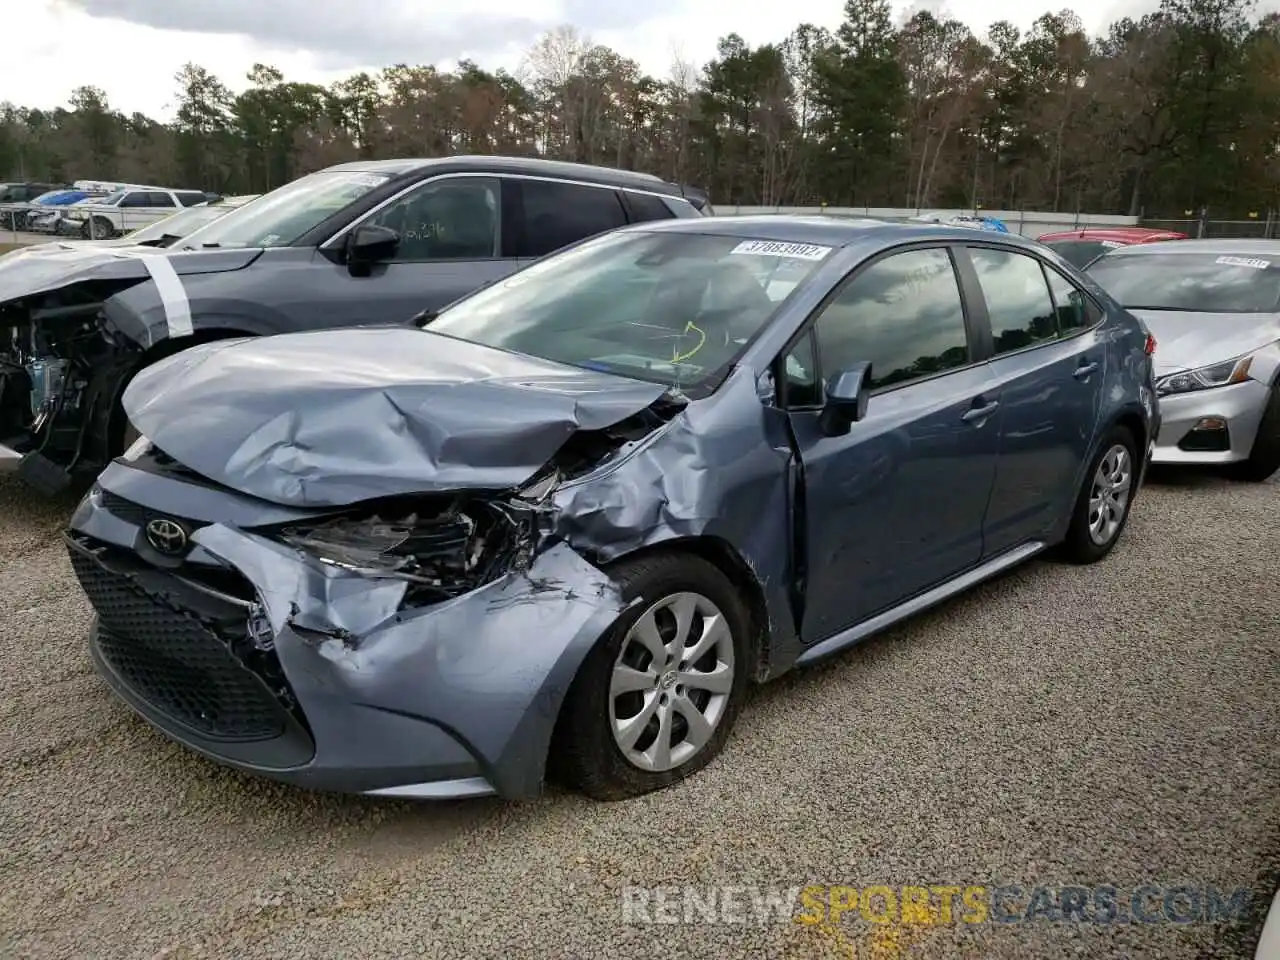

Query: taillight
[{"left": 1144, "top": 333, "right": 1157, "bottom": 355}]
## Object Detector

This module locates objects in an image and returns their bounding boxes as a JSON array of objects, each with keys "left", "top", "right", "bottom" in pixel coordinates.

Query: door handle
[
  {"left": 1073, "top": 361, "right": 1099, "bottom": 379},
  {"left": 961, "top": 401, "right": 1000, "bottom": 423}
]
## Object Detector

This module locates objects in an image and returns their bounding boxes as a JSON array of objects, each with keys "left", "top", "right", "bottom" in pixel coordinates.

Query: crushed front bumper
[
  {"left": 68, "top": 465, "right": 628, "bottom": 800},
  {"left": 1151, "top": 378, "right": 1270, "bottom": 465}
]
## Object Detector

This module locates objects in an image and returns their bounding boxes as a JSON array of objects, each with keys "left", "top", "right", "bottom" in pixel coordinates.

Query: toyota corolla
[{"left": 66, "top": 217, "right": 1158, "bottom": 801}]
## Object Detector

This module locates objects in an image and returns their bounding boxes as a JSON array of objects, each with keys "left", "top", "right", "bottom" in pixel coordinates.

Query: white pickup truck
[{"left": 60, "top": 185, "right": 212, "bottom": 238}]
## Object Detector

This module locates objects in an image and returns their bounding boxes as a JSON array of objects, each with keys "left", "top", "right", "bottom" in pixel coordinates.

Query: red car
[{"left": 1037, "top": 227, "right": 1188, "bottom": 269}]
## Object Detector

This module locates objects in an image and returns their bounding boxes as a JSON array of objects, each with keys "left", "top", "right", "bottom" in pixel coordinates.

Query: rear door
[
  {"left": 957, "top": 245, "right": 1106, "bottom": 556},
  {"left": 780, "top": 245, "right": 1003, "bottom": 641}
]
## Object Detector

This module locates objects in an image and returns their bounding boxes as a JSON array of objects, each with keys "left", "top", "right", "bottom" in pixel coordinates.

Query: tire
[
  {"left": 84, "top": 217, "right": 114, "bottom": 239},
  {"left": 552, "top": 551, "right": 751, "bottom": 800},
  {"left": 1058, "top": 424, "right": 1139, "bottom": 564},
  {"left": 1227, "top": 386, "right": 1280, "bottom": 483}
]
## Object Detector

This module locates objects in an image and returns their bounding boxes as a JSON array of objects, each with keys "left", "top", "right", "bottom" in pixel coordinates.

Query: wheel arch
[{"left": 596, "top": 535, "right": 772, "bottom": 682}]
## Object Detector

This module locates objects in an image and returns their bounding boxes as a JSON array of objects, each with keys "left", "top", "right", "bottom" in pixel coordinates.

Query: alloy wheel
[
  {"left": 609, "top": 591, "right": 736, "bottom": 773},
  {"left": 1088, "top": 443, "right": 1132, "bottom": 546}
]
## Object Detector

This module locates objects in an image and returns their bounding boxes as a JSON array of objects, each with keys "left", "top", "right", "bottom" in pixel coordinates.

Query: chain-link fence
[{"left": 1140, "top": 213, "right": 1280, "bottom": 239}]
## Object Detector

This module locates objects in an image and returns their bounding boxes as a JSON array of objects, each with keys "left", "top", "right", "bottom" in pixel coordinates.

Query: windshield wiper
[{"left": 411, "top": 308, "right": 439, "bottom": 328}]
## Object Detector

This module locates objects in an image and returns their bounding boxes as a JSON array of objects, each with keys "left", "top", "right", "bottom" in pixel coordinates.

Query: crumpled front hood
[
  {"left": 1130, "top": 309, "right": 1280, "bottom": 374},
  {"left": 0, "top": 245, "right": 261, "bottom": 304},
  {"left": 123, "top": 327, "right": 671, "bottom": 508}
]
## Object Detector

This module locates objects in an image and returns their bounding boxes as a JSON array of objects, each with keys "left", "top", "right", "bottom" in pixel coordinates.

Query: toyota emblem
[{"left": 145, "top": 517, "right": 189, "bottom": 556}]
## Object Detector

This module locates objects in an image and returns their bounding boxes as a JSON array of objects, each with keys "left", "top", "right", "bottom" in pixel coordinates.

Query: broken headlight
[
  {"left": 279, "top": 512, "right": 476, "bottom": 582},
  {"left": 274, "top": 501, "right": 528, "bottom": 604}
]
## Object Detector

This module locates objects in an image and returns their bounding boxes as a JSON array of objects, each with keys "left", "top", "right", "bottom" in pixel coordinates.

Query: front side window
[
  {"left": 363, "top": 177, "right": 500, "bottom": 261},
  {"left": 1086, "top": 252, "right": 1280, "bottom": 313},
  {"left": 427, "top": 230, "right": 829, "bottom": 393},
  {"left": 969, "top": 248, "right": 1059, "bottom": 354},
  {"left": 516, "top": 180, "right": 627, "bottom": 258},
  {"left": 811, "top": 247, "right": 971, "bottom": 391},
  {"left": 118, "top": 192, "right": 149, "bottom": 208},
  {"left": 179, "top": 169, "right": 392, "bottom": 249}
]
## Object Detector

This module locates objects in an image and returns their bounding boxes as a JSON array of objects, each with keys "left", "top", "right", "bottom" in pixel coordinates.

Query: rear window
[
  {"left": 1044, "top": 239, "right": 1118, "bottom": 269},
  {"left": 1087, "top": 252, "right": 1280, "bottom": 313}
]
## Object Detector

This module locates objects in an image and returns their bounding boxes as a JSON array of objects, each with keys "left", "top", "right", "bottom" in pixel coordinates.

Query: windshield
[
  {"left": 427, "top": 230, "right": 830, "bottom": 392},
  {"left": 1087, "top": 252, "right": 1280, "bottom": 313},
  {"left": 97, "top": 190, "right": 126, "bottom": 206},
  {"left": 179, "top": 170, "right": 391, "bottom": 249},
  {"left": 126, "top": 204, "right": 229, "bottom": 241}
]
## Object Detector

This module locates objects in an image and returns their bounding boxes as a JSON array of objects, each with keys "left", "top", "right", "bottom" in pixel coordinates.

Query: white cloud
[{"left": 5, "top": 0, "right": 1158, "bottom": 120}]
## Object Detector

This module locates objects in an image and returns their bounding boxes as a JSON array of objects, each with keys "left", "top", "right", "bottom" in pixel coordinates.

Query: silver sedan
[{"left": 1086, "top": 239, "right": 1280, "bottom": 481}]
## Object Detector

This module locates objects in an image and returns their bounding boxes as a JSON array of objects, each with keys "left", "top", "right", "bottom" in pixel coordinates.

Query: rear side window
[
  {"left": 1086, "top": 252, "right": 1280, "bottom": 313},
  {"left": 969, "top": 248, "right": 1059, "bottom": 354},
  {"left": 516, "top": 180, "right": 627, "bottom": 258},
  {"left": 1043, "top": 266, "right": 1101, "bottom": 334},
  {"left": 624, "top": 191, "right": 677, "bottom": 223},
  {"left": 811, "top": 247, "right": 971, "bottom": 390},
  {"left": 144, "top": 191, "right": 177, "bottom": 207}
]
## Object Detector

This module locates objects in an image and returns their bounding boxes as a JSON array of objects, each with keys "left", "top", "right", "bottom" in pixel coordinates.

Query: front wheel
[
  {"left": 552, "top": 551, "right": 750, "bottom": 800},
  {"left": 1058, "top": 425, "right": 1139, "bottom": 564},
  {"left": 83, "top": 217, "right": 114, "bottom": 239},
  {"left": 1227, "top": 386, "right": 1280, "bottom": 483}
]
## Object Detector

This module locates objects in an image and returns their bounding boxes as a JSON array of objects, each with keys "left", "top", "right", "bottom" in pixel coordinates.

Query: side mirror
[
  {"left": 345, "top": 224, "right": 400, "bottom": 273},
  {"left": 819, "top": 363, "right": 872, "bottom": 436}
]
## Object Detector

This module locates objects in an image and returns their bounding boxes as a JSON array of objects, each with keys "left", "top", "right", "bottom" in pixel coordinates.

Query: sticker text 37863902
[{"left": 730, "top": 240, "right": 832, "bottom": 261}]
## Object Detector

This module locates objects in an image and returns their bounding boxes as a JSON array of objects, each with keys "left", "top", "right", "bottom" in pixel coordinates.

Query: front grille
[
  {"left": 100, "top": 489, "right": 208, "bottom": 534},
  {"left": 69, "top": 544, "right": 292, "bottom": 742}
]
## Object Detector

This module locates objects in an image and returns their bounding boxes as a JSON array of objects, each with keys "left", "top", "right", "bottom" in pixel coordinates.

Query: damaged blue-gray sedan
[{"left": 66, "top": 217, "right": 1159, "bottom": 801}]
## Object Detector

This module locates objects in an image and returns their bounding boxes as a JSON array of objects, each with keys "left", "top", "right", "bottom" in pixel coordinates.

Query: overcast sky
[{"left": 9, "top": 0, "right": 1155, "bottom": 120}]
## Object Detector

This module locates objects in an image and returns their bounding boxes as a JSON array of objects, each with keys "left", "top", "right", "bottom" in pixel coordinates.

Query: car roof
[
  {"left": 320, "top": 155, "right": 682, "bottom": 195},
  {"left": 634, "top": 214, "right": 1046, "bottom": 248},
  {"left": 1099, "top": 237, "right": 1280, "bottom": 258},
  {"left": 1038, "top": 227, "right": 1187, "bottom": 243}
]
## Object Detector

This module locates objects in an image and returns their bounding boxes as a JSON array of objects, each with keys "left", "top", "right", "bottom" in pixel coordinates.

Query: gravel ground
[{"left": 0, "top": 469, "right": 1277, "bottom": 959}]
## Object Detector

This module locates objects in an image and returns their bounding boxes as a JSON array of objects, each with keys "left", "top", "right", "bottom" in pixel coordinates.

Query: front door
[
  {"left": 308, "top": 175, "right": 518, "bottom": 327},
  {"left": 783, "top": 246, "right": 1002, "bottom": 643}
]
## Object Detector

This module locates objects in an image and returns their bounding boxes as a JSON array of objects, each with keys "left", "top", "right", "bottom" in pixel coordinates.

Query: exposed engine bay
[{"left": 0, "top": 281, "right": 142, "bottom": 490}]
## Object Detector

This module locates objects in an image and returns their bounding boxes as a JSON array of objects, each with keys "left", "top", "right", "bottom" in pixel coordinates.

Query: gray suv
[{"left": 0, "top": 156, "right": 705, "bottom": 494}]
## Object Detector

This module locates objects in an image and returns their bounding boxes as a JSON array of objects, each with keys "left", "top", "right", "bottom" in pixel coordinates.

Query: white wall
[{"left": 715, "top": 205, "right": 1140, "bottom": 238}]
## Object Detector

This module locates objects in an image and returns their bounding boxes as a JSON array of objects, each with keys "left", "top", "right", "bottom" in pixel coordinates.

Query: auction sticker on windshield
[
  {"left": 731, "top": 240, "right": 832, "bottom": 260},
  {"left": 1216, "top": 255, "right": 1271, "bottom": 269}
]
